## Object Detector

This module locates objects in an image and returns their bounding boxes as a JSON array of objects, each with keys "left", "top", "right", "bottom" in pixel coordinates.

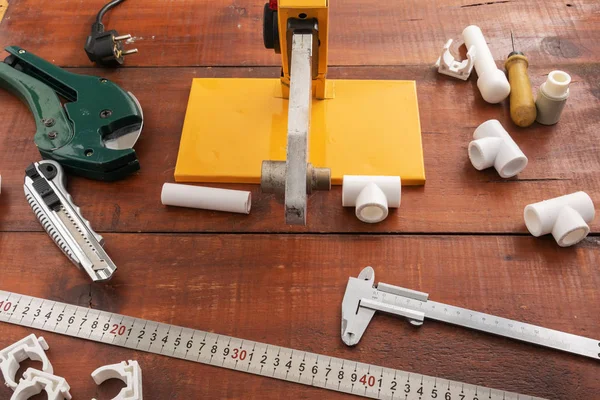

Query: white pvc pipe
[
  {"left": 161, "top": 183, "right": 251, "bottom": 214},
  {"left": 468, "top": 119, "right": 528, "bottom": 178},
  {"left": 463, "top": 25, "right": 511, "bottom": 104},
  {"left": 342, "top": 176, "right": 401, "bottom": 223},
  {"left": 524, "top": 192, "right": 595, "bottom": 247}
]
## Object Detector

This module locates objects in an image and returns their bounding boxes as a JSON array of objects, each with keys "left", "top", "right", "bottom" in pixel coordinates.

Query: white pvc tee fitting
[
  {"left": 524, "top": 192, "right": 595, "bottom": 247},
  {"left": 463, "top": 25, "right": 511, "bottom": 104},
  {"left": 161, "top": 183, "right": 251, "bottom": 214},
  {"left": 342, "top": 176, "right": 401, "bottom": 223},
  {"left": 468, "top": 119, "right": 528, "bottom": 178}
]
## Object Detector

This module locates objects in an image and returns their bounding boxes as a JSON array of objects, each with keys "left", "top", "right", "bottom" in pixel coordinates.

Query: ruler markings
[{"left": 0, "top": 291, "right": 546, "bottom": 400}]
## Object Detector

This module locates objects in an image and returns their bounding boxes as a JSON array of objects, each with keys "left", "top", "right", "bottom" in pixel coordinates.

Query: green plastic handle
[
  {"left": 0, "top": 62, "right": 74, "bottom": 150},
  {"left": 2, "top": 46, "right": 143, "bottom": 181}
]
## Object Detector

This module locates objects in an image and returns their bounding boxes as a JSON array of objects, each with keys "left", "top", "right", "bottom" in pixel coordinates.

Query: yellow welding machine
[{"left": 174, "top": 0, "right": 425, "bottom": 186}]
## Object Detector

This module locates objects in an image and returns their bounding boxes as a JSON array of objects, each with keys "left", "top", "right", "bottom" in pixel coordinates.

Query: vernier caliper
[{"left": 341, "top": 267, "right": 600, "bottom": 360}]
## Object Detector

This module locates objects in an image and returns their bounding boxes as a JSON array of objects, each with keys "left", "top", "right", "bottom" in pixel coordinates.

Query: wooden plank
[
  {"left": 0, "top": 233, "right": 598, "bottom": 399},
  {"left": 0, "top": 65, "right": 598, "bottom": 234},
  {"left": 0, "top": 0, "right": 598, "bottom": 67}
]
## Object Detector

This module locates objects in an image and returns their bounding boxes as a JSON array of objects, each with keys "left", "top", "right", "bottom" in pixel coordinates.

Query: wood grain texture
[
  {"left": 0, "top": 233, "right": 599, "bottom": 399},
  {"left": 0, "top": 64, "right": 599, "bottom": 234},
  {"left": 0, "top": 0, "right": 599, "bottom": 67},
  {"left": 1, "top": 1, "right": 599, "bottom": 399}
]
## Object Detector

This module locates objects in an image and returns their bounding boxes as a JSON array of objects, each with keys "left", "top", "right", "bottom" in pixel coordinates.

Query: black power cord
[
  {"left": 96, "top": 0, "right": 126, "bottom": 23},
  {"left": 84, "top": 0, "right": 138, "bottom": 67}
]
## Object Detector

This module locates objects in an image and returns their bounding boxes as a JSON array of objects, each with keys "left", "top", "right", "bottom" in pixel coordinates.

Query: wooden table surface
[{"left": 0, "top": 0, "right": 599, "bottom": 399}]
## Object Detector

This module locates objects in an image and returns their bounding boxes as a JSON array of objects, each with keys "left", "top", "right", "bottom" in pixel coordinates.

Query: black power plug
[{"left": 84, "top": 0, "right": 137, "bottom": 67}]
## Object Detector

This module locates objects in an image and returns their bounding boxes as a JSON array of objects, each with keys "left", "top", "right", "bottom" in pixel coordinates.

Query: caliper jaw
[
  {"left": 341, "top": 267, "right": 429, "bottom": 346},
  {"left": 341, "top": 267, "right": 377, "bottom": 346}
]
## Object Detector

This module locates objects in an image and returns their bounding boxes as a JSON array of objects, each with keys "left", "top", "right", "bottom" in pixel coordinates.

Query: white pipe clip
[
  {"left": 468, "top": 119, "right": 528, "bottom": 178},
  {"left": 0, "top": 334, "right": 53, "bottom": 390},
  {"left": 161, "top": 183, "right": 251, "bottom": 214},
  {"left": 11, "top": 369, "right": 71, "bottom": 400},
  {"left": 524, "top": 192, "right": 596, "bottom": 247},
  {"left": 342, "top": 176, "right": 401, "bottom": 223},
  {"left": 91, "top": 360, "right": 143, "bottom": 400},
  {"left": 435, "top": 39, "right": 476, "bottom": 80}
]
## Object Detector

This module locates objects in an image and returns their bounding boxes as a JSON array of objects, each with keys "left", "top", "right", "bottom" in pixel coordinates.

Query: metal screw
[
  {"left": 100, "top": 109, "right": 113, "bottom": 118},
  {"left": 85, "top": 150, "right": 94, "bottom": 157},
  {"left": 47, "top": 131, "right": 58, "bottom": 139},
  {"left": 100, "top": 78, "right": 108, "bottom": 83},
  {"left": 42, "top": 118, "right": 55, "bottom": 127},
  {"left": 18, "top": 49, "right": 26, "bottom": 54}
]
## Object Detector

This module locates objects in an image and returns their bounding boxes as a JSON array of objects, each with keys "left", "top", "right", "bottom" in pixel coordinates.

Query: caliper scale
[{"left": 342, "top": 267, "right": 600, "bottom": 360}]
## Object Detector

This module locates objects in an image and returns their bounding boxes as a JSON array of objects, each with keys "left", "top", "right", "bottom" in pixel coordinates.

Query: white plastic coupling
[
  {"left": 435, "top": 39, "right": 476, "bottom": 80},
  {"left": 91, "top": 360, "right": 142, "bottom": 400},
  {"left": 12, "top": 369, "right": 71, "bottom": 400},
  {"left": 0, "top": 334, "right": 53, "bottom": 390},
  {"left": 524, "top": 192, "right": 595, "bottom": 247},
  {"left": 342, "top": 176, "right": 401, "bottom": 223},
  {"left": 468, "top": 119, "right": 528, "bottom": 178},
  {"left": 462, "top": 25, "right": 511, "bottom": 103},
  {"left": 161, "top": 183, "right": 251, "bottom": 214},
  {"left": 535, "top": 70, "right": 571, "bottom": 125},
  {"left": 541, "top": 70, "right": 571, "bottom": 99}
]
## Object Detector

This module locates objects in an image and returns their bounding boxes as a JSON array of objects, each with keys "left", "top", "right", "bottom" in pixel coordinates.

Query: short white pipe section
[
  {"left": 542, "top": 70, "right": 571, "bottom": 99},
  {"left": 468, "top": 119, "right": 528, "bottom": 178},
  {"left": 161, "top": 183, "right": 251, "bottom": 214},
  {"left": 524, "top": 192, "right": 595, "bottom": 247},
  {"left": 463, "top": 25, "right": 511, "bottom": 104},
  {"left": 342, "top": 176, "right": 401, "bottom": 223}
]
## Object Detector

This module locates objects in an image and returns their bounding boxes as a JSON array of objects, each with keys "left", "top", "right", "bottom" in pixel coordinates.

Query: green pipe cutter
[{"left": 0, "top": 46, "right": 143, "bottom": 181}]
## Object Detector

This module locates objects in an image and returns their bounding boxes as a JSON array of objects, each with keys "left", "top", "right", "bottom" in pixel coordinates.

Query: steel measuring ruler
[{"left": 0, "top": 290, "right": 545, "bottom": 400}]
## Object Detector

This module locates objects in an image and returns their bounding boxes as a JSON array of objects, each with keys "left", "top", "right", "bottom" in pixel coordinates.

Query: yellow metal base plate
[{"left": 175, "top": 78, "right": 425, "bottom": 185}]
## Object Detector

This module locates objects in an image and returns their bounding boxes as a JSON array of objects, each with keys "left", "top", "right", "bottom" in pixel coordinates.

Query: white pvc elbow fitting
[
  {"left": 463, "top": 25, "right": 511, "bottom": 104},
  {"left": 524, "top": 192, "right": 595, "bottom": 247},
  {"left": 468, "top": 120, "right": 528, "bottom": 178},
  {"left": 161, "top": 183, "right": 251, "bottom": 214},
  {"left": 342, "top": 176, "right": 401, "bottom": 223}
]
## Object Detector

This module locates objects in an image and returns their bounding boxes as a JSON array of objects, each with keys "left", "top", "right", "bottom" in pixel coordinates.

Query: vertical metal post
[{"left": 284, "top": 33, "right": 313, "bottom": 225}]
